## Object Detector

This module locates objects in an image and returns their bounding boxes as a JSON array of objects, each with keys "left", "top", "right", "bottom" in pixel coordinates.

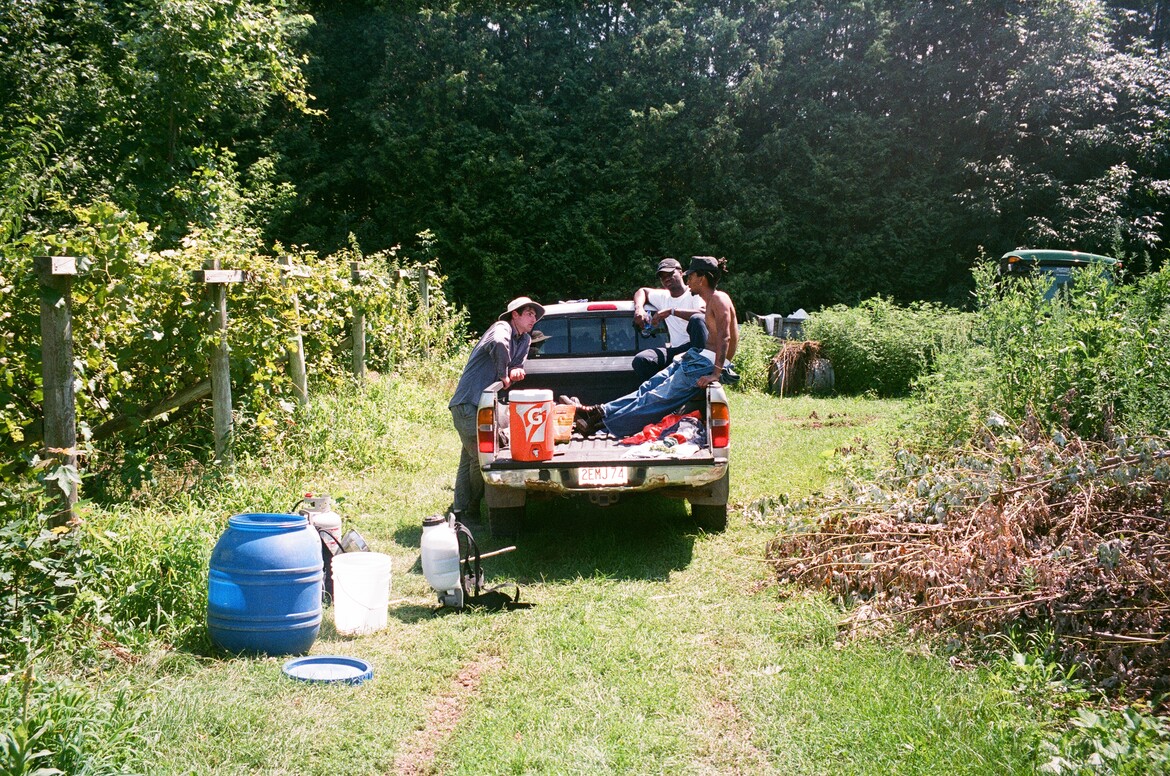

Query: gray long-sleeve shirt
[{"left": 448, "top": 320, "right": 530, "bottom": 408}]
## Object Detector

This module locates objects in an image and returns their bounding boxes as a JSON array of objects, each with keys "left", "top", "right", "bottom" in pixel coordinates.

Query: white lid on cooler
[{"left": 509, "top": 389, "right": 553, "bottom": 402}]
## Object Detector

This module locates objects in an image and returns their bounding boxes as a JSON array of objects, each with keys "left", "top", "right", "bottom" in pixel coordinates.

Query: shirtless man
[{"left": 576, "top": 256, "right": 739, "bottom": 438}]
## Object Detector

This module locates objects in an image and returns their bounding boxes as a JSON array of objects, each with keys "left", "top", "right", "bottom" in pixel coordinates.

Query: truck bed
[
  {"left": 491, "top": 427, "right": 716, "bottom": 468},
  {"left": 473, "top": 300, "right": 730, "bottom": 532}
]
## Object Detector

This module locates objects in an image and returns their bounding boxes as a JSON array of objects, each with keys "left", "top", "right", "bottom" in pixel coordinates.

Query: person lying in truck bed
[{"left": 575, "top": 256, "right": 739, "bottom": 438}]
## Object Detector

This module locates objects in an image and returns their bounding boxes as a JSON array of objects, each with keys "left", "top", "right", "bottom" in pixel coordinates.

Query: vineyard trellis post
[
  {"left": 279, "top": 256, "right": 310, "bottom": 405},
  {"left": 418, "top": 265, "right": 429, "bottom": 311},
  {"left": 33, "top": 255, "right": 79, "bottom": 525},
  {"left": 351, "top": 261, "right": 367, "bottom": 380},
  {"left": 194, "top": 259, "right": 245, "bottom": 467}
]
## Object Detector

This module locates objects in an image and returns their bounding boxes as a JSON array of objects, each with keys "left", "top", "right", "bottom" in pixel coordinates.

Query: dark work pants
[{"left": 631, "top": 315, "right": 708, "bottom": 381}]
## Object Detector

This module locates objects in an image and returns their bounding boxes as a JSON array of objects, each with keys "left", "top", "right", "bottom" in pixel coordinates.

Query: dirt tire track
[
  {"left": 392, "top": 654, "right": 504, "bottom": 775},
  {"left": 693, "top": 663, "right": 774, "bottom": 775}
]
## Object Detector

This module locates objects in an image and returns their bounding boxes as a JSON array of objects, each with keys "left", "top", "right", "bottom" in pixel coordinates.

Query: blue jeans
[
  {"left": 601, "top": 349, "right": 715, "bottom": 438},
  {"left": 450, "top": 403, "right": 483, "bottom": 515},
  {"left": 632, "top": 316, "right": 709, "bottom": 381}
]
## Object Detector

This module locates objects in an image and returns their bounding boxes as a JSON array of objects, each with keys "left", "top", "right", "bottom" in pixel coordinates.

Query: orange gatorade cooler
[{"left": 509, "top": 389, "right": 554, "bottom": 461}]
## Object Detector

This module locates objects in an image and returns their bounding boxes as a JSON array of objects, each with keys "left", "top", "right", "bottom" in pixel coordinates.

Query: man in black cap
[
  {"left": 631, "top": 257, "right": 707, "bottom": 380},
  {"left": 448, "top": 296, "right": 544, "bottom": 523},
  {"left": 576, "top": 257, "right": 738, "bottom": 438}
]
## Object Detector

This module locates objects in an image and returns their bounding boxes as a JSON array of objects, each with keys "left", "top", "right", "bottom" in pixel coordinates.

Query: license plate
[{"left": 579, "top": 466, "right": 627, "bottom": 487}]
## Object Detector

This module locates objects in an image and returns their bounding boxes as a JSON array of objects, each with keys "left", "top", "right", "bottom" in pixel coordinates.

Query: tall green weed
[
  {"left": 913, "top": 262, "right": 1170, "bottom": 446},
  {"left": 0, "top": 668, "right": 144, "bottom": 776},
  {"left": 804, "top": 297, "right": 975, "bottom": 396},
  {"left": 728, "top": 323, "right": 784, "bottom": 393}
]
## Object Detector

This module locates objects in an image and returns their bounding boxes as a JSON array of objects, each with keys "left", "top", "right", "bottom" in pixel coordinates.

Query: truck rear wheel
[
  {"left": 690, "top": 503, "right": 728, "bottom": 532},
  {"left": 488, "top": 506, "right": 524, "bottom": 538}
]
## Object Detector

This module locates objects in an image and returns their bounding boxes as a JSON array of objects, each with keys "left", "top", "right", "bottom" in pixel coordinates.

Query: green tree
[
  {"left": 272, "top": 1, "right": 1170, "bottom": 324},
  {"left": 0, "top": 0, "right": 314, "bottom": 241}
]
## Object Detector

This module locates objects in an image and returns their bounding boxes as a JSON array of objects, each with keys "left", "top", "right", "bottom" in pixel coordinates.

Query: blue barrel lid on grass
[{"left": 282, "top": 655, "right": 374, "bottom": 685}]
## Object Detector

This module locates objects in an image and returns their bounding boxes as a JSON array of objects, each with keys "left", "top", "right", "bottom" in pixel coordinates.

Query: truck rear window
[{"left": 530, "top": 316, "right": 665, "bottom": 357}]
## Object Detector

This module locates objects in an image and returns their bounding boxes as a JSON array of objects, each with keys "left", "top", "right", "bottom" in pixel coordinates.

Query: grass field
[{"left": 63, "top": 378, "right": 1049, "bottom": 774}]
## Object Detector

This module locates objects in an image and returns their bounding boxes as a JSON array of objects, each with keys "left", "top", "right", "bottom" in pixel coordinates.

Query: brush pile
[
  {"left": 768, "top": 341, "right": 832, "bottom": 396},
  {"left": 763, "top": 418, "right": 1170, "bottom": 705}
]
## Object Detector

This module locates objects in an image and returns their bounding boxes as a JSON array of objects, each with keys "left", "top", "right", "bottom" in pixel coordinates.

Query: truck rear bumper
[{"left": 481, "top": 459, "right": 727, "bottom": 499}]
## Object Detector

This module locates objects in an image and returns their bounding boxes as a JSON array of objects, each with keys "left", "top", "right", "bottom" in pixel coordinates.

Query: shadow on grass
[
  {"left": 394, "top": 523, "right": 423, "bottom": 549},
  {"left": 481, "top": 493, "right": 697, "bottom": 584},
  {"left": 385, "top": 493, "right": 698, "bottom": 598}
]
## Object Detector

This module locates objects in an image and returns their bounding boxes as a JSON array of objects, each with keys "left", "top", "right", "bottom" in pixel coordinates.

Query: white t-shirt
[{"left": 644, "top": 288, "right": 704, "bottom": 347}]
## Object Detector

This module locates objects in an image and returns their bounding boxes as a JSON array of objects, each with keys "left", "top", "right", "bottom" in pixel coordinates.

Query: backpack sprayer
[{"left": 420, "top": 513, "right": 520, "bottom": 609}]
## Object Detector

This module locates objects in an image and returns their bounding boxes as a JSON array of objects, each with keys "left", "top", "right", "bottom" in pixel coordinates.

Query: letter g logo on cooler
[{"left": 522, "top": 404, "right": 546, "bottom": 443}]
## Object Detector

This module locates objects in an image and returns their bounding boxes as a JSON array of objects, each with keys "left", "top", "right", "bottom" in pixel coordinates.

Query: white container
[
  {"left": 301, "top": 495, "right": 343, "bottom": 542},
  {"left": 331, "top": 552, "right": 391, "bottom": 635},
  {"left": 420, "top": 515, "right": 461, "bottom": 595}
]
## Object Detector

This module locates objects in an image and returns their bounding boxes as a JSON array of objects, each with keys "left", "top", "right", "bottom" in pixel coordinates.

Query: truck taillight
[
  {"left": 477, "top": 407, "right": 495, "bottom": 453},
  {"left": 710, "top": 402, "right": 729, "bottom": 448}
]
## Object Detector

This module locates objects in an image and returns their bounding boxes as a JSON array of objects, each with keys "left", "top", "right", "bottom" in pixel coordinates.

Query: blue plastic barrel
[{"left": 207, "top": 513, "right": 323, "bottom": 655}]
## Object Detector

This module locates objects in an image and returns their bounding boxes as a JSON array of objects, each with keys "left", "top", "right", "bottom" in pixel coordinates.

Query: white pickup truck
[{"left": 474, "top": 300, "right": 731, "bottom": 536}]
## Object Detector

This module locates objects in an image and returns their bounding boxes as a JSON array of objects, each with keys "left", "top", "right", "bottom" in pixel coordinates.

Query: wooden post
[
  {"left": 279, "top": 257, "right": 310, "bottom": 405},
  {"left": 351, "top": 261, "right": 366, "bottom": 381},
  {"left": 33, "top": 256, "right": 78, "bottom": 525},
  {"left": 193, "top": 260, "right": 246, "bottom": 467},
  {"left": 418, "top": 266, "right": 429, "bottom": 312}
]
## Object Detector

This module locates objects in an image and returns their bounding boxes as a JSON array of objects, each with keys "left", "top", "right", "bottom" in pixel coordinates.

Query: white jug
[{"left": 420, "top": 514, "right": 461, "bottom": 597}]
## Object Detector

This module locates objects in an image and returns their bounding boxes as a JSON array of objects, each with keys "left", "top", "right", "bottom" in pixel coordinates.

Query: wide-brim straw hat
[{"left": 499, "top": 296, "right": 545, "bottom": 322}]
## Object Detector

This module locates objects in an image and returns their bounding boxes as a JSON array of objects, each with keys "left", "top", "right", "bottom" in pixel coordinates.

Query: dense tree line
[
  {"left": 0, "top": 0, "right": 313, "bottom": 244},
  {"left": 3, "top": 0, "right": 1168, "bottom": 327},
  {"left": 269, "top": 0, "right": 1170, "bottom": 324}
]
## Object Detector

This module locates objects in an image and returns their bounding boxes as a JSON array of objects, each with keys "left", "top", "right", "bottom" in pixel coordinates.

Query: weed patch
[{"left": 805, "top": 297, "right": 974, "bottom": 397}]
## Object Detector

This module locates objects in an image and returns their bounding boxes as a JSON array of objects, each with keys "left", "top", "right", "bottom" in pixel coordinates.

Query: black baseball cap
[
  {"left": 683, "top": 255, "right": 720, "bottom": 277},
  {"left": 656, "top": 258, "right": 682, "bottom": 273}
]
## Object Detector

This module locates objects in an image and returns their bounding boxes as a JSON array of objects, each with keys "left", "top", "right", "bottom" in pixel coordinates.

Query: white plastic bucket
[{"left": 331, "top": 552, "right": 391, "bottom": 635}]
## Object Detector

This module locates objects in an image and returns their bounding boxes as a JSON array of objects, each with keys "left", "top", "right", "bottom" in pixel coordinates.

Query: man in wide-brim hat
[
  {"left": 528, "top": 329, "right": 551, "bottom": 353},
  {"left": 447, "top": 296, "right": 544, "bottom": 524}
]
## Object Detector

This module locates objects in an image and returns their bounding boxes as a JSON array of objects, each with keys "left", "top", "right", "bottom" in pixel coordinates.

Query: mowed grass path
[{"left": 114, "top": 381, "right": 1044, "bottom": 774}]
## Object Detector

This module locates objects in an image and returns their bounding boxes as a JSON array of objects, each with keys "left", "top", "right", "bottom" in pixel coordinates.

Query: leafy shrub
[
  {"left": 0, "top": 488, "right": 215, "bottom": 675},
  {"left": 0, "top": 480, "right": 93, "bottom": 670},
  {"left": 913, "top": 261, "right": 1170, "bottom": 446},
  {"left": 727, "top": 323, "right": 783, "bottom": 392},
  {"left": 0, "top": 202, "right": 467, "bottom": 500},
  {"left": 1041, "top": 707, "right": 1170, "bottom": 774},
  {"left": 803, "top": 297, "right": 974, "bottom": 396},
  {"left": 0, "top": 668, "right": 144, "bottom": 776}
]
